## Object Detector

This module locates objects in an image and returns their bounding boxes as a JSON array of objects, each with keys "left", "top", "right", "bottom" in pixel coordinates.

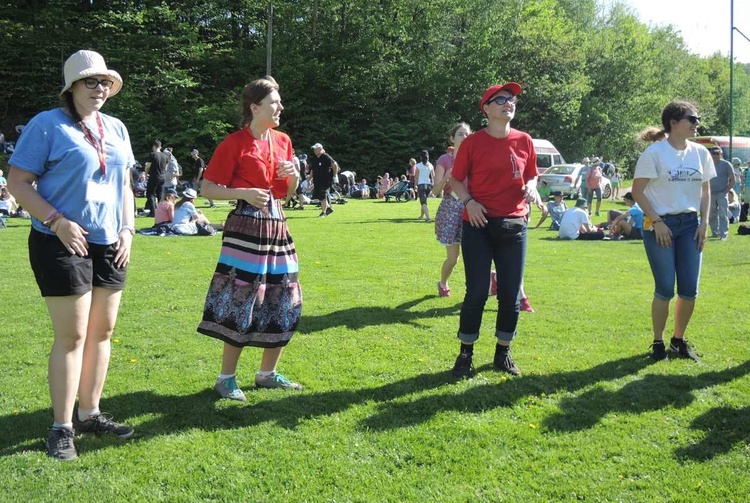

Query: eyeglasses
[
  {"left": 683, "top": 115, "right": 701, "bottom": 124},
  {"left": 487, "top": 95, "right": 517, "bottom": 106},
  {"left": 82, "top": 77, "right": 115, "bottom": 90}
]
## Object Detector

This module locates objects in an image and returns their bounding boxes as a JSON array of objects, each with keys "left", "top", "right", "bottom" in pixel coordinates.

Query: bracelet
[
  {"left": 45, "top": 212, "right": 64, "bottom": 229},
  {"left": 652, "top": 218, "right": 663, "bottom": 224},
  {"left": 43, "top": 210, "right": 61, "bottom": 228},
  {"left": 120, "top": 225, "right": 135, "bottom": 236},
  {"left": 463, "top": 196, "right": 474, "bottom": 205}
]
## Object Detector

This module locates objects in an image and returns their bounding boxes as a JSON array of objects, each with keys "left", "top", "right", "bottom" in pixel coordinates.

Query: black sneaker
[
  {"left": 46, "top": 427, "right": 78, "bottom": 461},
  {"left": 318, "top": 212, "right": 326, "bottom": 218},
  {"left": 670, "top": 337, "right": 700, "bottom": 362},
  {"left": 75, "top": 413, "right": 134, "bottom": 439},
  {"left": 650, "top": 340, "right": 668, "bottom": 361},
  {"left": 493, "top": 349, "right": 520, "bottom": 376},
  {"left": 325, "top": 207, "right": 334, "bottom": 215},
  {"left": 451, "top": 352, "right": 473, "bottom": 378}
]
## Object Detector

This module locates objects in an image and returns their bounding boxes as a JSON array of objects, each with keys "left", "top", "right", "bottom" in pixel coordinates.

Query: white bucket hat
[{"left": 60, "top": 50, "right": 123, "bottom": 97}]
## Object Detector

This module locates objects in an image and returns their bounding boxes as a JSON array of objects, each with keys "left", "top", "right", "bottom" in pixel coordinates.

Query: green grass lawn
[{"left": 1, "top": 194, "right": 749, "bottom": 502}]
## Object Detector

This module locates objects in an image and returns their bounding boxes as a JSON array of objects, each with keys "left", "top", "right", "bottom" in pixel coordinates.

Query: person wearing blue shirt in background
[
  {"left": 7, "top": 50, "right": 136, "bottom": 461},
  {"left": 608, "top": 191, "right": 644, "bottom": 240}
]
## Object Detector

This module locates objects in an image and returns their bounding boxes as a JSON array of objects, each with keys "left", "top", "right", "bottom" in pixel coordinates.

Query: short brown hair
[{"left": 241, "top": 76, "right": 279, "bottom": 127}]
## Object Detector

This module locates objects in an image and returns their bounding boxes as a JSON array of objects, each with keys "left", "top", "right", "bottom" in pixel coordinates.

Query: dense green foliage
[
  {"left": 1, "top": 196, "right": 750, "bottom": 500},
  {"left": 1, "top": 0, "right": 750, "bottom": 179}
]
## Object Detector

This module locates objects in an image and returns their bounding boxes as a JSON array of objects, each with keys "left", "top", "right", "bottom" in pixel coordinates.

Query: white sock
[
  {"left": 217, "top": 373, "right": 235, "bottom": 381},
  {"left": 256, "top": 370, "right": 275, "bottom": 378},
  {"left": 52, "top": 421, "right": 73, "bottom": 431},
  {"left": 78, "top": 407, "right": 100, "bottom": 422}
]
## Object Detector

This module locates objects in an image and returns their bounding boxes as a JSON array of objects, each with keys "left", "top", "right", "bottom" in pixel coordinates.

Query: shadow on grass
[
  {"left": 359, "top": 355, "right": 652, "bottom": 431},
  {"left": 297, "top": 295, "right": 461, "bottom": 333},
  {"left": 543, "top": 360, "right": 750, "bottom": 433},
  {"left": 0, "top": 371, "right": 456, "bottom": 457},
  {"left": 674, "top": 405, "right": 750, "bottom": 461}
]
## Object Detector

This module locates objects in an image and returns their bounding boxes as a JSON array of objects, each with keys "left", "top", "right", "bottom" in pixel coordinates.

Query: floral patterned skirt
[
  {"left": 197, "top": 199, "right": 302, "bottom": 348},
  {"left": 435, "top": 196, "right": 464, "bottom": 246}
]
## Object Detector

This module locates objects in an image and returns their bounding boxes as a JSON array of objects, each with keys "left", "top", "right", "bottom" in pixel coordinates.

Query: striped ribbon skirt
[{"left": 197, "top": 198, "right": 302, "bottom": 348}]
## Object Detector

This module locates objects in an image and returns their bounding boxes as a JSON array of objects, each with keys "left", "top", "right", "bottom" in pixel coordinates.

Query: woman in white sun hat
[{"left": 7, "top": 49, "right": 136, "bottom": 461}]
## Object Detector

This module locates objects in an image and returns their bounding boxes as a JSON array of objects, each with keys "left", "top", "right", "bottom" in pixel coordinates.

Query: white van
[{"left": 532, "top": 139, "right": 565, "bottom": 174}]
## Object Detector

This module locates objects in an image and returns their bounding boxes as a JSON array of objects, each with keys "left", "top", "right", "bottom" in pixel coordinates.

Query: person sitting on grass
[
  {"left": 558, "top": 199, "right": 604, "bottom": 240},
  {"left": 728, "top": 188, "right": 740, "bottom": 224},
  {"left": 171, "top": 188, "right": 215, "bottom": 235},
  {"left": 154, "top": 188, "right": 178, "bottom": 225},
  {"left": 535, "top": 191, "right": 567, "bottom": 230},
  {"left": 537, "top": 180, "right": 551, "bottom": 201},
  {"left": 607, "top": 191, "right": 643, "bottom": 240},
  {"left": 357, "top": 179, "right": 370, "bottom": 198}
]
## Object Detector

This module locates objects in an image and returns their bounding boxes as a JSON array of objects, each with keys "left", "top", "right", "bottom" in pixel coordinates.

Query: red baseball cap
[{"left": 480, "top": 82, "right": 523, "bottom": 111}]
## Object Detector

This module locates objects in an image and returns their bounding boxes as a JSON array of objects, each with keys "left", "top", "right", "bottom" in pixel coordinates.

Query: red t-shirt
[
  {"left": 451, "top": 128, "right": 538, "bottom": 219},
  {"left": 204, "top": 127, "right": 294, "bottom": 199}
]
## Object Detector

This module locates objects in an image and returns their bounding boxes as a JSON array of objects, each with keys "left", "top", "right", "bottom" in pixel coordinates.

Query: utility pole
[
  {"left": 729, "top": 0, "right": 750, "bottom": 159},
  {"left": 266, "top": 1, "right": 274, "bottom": 75},
  {"left": 730, "top": 0, "right": 734, "bottom": 160}
]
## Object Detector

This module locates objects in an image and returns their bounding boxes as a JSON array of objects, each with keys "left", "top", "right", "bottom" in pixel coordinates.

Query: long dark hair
[
  {"left": 61, "top": 91, "right": 83, "bottom": 124},
  {"left": 174, "top": 196, "right": 194, "bottom": 210}
]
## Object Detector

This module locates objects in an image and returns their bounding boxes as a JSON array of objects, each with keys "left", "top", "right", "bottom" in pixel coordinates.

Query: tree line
[{"left": 1, "top": 0, "right": 749, "bottom": 180}]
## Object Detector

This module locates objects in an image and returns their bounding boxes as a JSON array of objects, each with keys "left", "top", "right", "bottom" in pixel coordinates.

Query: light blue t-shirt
[
  {"left": 9, "top": 108, "right": 135, "bottom": 244},
  {"left": 627, "top": 202, "right": 644, "bottom": 230},
  {"left": 172, "top": 201, "right": 198, "bottom": 235}
]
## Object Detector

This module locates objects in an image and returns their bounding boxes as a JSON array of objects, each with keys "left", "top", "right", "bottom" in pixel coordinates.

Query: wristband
[
  {"left": 463, "top": 197, "right": 474, "bottom": 205},
  {"left": 120, "top": 225, "right": 135, "bottom": 236},
  {"left": 45, "top": 212, "right": 64, "bottom": 229},
  {"left": 652, "top": 218, "right": 663, "bottom": 224},
  {"left": 43, "top": 210, "right": 61, "bottom": 228}
]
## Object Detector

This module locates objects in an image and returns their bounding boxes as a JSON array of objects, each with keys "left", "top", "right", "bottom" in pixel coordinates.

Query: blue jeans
[
  {"left": 458, "top": 218, "right": 527, "bottom": 343},
  {"left": 642, "top": 212, "right": 702, "bottom": 300}
]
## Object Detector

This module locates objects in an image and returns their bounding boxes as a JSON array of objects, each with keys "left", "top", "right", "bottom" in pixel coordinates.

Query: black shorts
[
  {"left": 418, "top": 184, "right": 432, "bottom": 204},
  {"left": 627, "top": 226, "right": 643, "bottom": 240},
  {"left": 312, "top": 185, "right": 329, "bottom": 201},
  {"left": 28, "top": 229, "right": 127, "bottom": 297}
]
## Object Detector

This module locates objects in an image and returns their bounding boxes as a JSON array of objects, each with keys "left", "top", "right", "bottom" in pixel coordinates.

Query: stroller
[{"left": 384, "top": 180, "right": 412, "bottom": 202}]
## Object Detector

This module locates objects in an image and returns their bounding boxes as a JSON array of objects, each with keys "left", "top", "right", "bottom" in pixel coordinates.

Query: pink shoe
[
  {"left": 489, "top": 270, "right": 497, "bottom": 296},
  {"left": 437, "top": 281, "right": 450, "bottom": 297},
  {"left": 519, "top": 297, "right": 535, "bottom": 313}
]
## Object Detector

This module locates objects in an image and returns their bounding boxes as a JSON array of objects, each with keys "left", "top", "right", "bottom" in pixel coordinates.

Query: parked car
[{"left": 538, "top": 163, "right": 611, "bottom": 199}]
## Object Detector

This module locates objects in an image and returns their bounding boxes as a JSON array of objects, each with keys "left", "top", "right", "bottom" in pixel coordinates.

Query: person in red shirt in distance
[{"left": 448, "top": 82, "right": 539, "bottom": 378}]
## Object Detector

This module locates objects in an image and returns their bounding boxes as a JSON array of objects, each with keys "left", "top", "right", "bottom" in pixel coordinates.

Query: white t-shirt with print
[
  {"left": 558, "top": 207, "right": 589, "bottom": 239},
  {"left": 634, "top": 140, "right": 715, "bottom": 216}
]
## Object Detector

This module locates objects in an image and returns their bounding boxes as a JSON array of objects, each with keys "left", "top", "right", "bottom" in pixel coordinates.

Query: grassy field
[{"left": 1, "top": 194, "right": 749, "bottom": 502}]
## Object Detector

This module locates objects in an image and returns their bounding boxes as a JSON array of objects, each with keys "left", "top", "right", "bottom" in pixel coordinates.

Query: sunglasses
[
  {"left": 683, "top": 115, "right": 701, "bottom": 125},
  {"left": 487, "top": 95, "right": 517, "bottom": 106},
  {"left": 82, "top": 77, "right": 115, "bottom": 90}
]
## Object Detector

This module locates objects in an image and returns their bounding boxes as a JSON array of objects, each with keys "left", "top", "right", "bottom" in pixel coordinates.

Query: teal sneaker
[
  {"left": 255, "top": 372, "right": 303, "bottom": 390},
  {"left": 214, "top": 377, "right": 247, "bottom": 402}
]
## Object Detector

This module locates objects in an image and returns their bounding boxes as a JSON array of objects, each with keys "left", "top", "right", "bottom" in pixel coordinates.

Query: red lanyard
[{"left": 80, "top": 113, "right": 107, "bottom": 177}]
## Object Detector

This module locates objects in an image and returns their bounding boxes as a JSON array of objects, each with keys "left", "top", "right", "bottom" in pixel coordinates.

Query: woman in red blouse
[
  {"left": 198, "top": 76, "right": 303, "bottom": 400},
  {"left": 448, "top": 82, "right": 539, "bottom": 379}
]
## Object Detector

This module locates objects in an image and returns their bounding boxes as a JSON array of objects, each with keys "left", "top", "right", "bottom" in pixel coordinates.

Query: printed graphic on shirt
[
  {"left": 667, "top": 167, "right": 701, "bottom": 182},
  {"left": 510, "top": 154, "right": 521, "bottom": 179}
]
